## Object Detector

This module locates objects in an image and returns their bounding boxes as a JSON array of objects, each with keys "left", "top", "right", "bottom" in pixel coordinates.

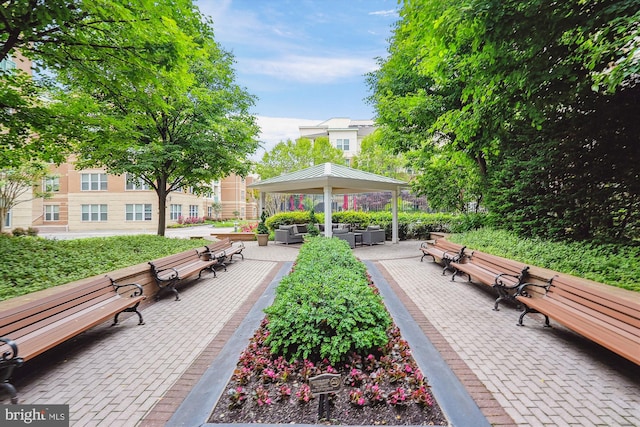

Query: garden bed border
[{"left": 169, "top": 261, "right": 490, "bottom": 427}]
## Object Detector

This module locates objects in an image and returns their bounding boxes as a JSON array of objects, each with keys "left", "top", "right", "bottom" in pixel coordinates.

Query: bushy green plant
[
  {"left": 306, "top": 209, "right": 320, "bottom": 237},
  {"left": 256, "top": 210, "right": 269, "bottom": 234},
  {"left": 264, "top": 237, "right": 391, "bottom": 364}
]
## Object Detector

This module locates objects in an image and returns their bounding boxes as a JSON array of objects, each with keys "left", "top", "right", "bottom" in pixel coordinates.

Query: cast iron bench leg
[{"left": 112, "top": 303, "right": 145, "bottom": 326}]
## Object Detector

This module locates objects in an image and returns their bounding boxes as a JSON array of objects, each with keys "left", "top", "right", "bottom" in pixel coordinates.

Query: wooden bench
[
  {"left": 148, "top": 248, "right": 219, "bottom": 301},
  {"left": 203, "top": 238, "right": 245, "bottom": 271},
  {"left": 0, "top": 275, "right": 145, "bottom": 403},
  {"left": 420, "top": 239, "right": 466, "bottom": 275},
  {"left": 515, "top": 274, "right": 640, "bottom": 365},
  {"left": 450, "top": 251, "right": 532, "bottom": 310}
]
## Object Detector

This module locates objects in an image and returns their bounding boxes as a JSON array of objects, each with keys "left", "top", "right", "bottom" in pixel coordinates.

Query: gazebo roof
[{"left": 247, "top": 162, "right": 407, "bottom": 194}]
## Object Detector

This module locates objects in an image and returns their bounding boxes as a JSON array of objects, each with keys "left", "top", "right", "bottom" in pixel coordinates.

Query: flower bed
[{"left": 209, "top": 237, "right": 447, "bottom": 425}]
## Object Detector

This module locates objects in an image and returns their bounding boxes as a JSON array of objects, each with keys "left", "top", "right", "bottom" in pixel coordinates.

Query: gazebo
[{"left": 247, "top": 163, "right": 408, "bottom": 243}]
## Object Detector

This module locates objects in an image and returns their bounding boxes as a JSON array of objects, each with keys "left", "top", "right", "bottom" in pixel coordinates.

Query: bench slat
[
  {"left": 548, "top": 286, "right": 640, "bottom": 331},
  {"left": 148, "top": 247, "right": 221, "bottom": 301},
  {"left": 2, "top": 295, "right": 145, "bottom": 361},
  {"left": 516, "top": 296, "right": 640, "bottom": 365},
  {"left": 0, "top": 278, "right": 119, "bottom": 337}
]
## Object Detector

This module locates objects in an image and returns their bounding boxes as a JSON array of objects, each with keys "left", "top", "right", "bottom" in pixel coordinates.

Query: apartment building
[
  {"left": 2, "top": 49, "right": 258, "bottom": 233},
  {"left": 26, "top": 162, "right": 257, "bottom": 232},
  {"left": 298, "top": 117, "right": 375, "bottom": 165}
]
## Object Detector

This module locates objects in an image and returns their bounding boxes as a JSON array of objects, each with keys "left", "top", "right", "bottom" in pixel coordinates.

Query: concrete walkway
[{"left": 1, "top": 236, "right": 639, "bottom": 427}]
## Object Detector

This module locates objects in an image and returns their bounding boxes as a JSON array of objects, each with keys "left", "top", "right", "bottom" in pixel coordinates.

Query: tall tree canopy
[
  {"left": 370, "top": 0, "right": 640, "bottom": 240},
  {"left": 1, "top": 0, "right": 178, "bottom": 167},
  {"left": 255, "top": 137, "right": 345, "bottom": 180},
  {"left": 17, "top": 1, "right": 260, "bottom": 235},
  {"left": 352, "top": 129, "right": 409, "bottom": 181}
]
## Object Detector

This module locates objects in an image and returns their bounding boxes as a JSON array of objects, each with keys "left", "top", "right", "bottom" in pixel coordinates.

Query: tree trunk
[{"left": 156, "top": 180, "right": 168, "bottom": 237}]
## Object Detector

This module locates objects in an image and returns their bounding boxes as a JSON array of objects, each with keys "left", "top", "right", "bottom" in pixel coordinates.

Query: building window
[
  {"left": 0, "top": 57, "right": 16, "bottom": 71},
  {"left": 336, "top": 139, "right": 350, "bottom": 151},
  {"left": 44, "top": 176, "right": 60, "bottom": 192},
  {"left": 4, "top": 210, "right": 11, "bottom": 228},
  {"left": 81, "top": 173, "right": 108, "bottom": 191},
  {"left": 44, "top": 205, "right": 60, "bottom": 221},
  {"left": 81, "top": 204, "right": 107, "bottom": 221},
  {"left": 126, "top": 204, "right": 152, "bottom": 221},
  {"left": 125, "top": 174, "right": 150, "bottom": 190},
  {"left": 170, "top": 204, "right": 182, "bottom": 221},
  {"left": 189, "top": 205, "right": 198, "bottom": 218},
  {"left": 207, "top": 206, "right": 213, "bottom": 218}
]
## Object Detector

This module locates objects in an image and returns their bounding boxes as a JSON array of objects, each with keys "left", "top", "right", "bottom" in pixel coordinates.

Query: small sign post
[{"left": 309, "top": 373, "right": 342, "bottom": 421}]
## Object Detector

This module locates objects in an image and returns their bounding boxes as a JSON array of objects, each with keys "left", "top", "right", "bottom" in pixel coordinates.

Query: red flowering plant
[
  {"left": 241, "top": 222, "right": 258, "bottom": 233},
  {"left": 212, "top": 239, "right": 441, "bottom": 424}
]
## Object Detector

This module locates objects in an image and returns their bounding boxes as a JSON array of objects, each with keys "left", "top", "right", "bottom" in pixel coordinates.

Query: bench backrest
[
  {"left": 433, "top": 239, "right": 465, "bottom": 254},
  {"left": 0, "top": 275, "right": 117, "bottom": 339},
  {"left": 205, "top": 238, "right": 233, "bottom": 256},
  {"left": 467, "top": 251, "right": 528, "bottom": 277},
  {"left": 148, "top": 249, "right": 203, "bottom": 272},
  {"left": 547, "top": 275, "right": 640, "bottom": 332}
]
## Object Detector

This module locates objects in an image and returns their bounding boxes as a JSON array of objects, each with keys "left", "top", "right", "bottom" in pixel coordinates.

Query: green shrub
[
  {"left": 264, "top": 211, "right": 489, "bottom": 240},
  {"left": 264, "top": 237, "right": 391, "bottom": 364}
]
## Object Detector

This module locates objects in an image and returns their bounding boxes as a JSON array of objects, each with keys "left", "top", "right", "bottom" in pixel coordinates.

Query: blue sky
[{"left": 195, "top": 0, "right": 399, "bottom": 151}]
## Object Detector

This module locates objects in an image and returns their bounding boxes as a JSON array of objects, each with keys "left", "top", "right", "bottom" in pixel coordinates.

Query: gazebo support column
[
  {"left": 392, "top": 189, "right": 399, "bottom": 244},
  {"left": 259, "top": 193, "right": 265, "bottom": 215},
  {"left": 324, "top": 186, "right": 332, "bottom": 238}
]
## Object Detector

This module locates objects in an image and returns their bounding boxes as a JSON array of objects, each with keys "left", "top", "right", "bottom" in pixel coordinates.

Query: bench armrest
[
  {"left": 113, "top": 282, "right": 145, "bottom": 298},
  {"left": 442, "top": 250, "right": 463, "bottom": 262},
  {"left": 515, "top": 276, "right": 556, "bottom": 297},
  {"left": 494, "top": 273, "right": 520, "bottom": 288},
  {"left": 0, "top": 337, "right": 23, "bottom": 365},
  {"left": 153, "top": 267, "right": 179, "bottom": 281}
]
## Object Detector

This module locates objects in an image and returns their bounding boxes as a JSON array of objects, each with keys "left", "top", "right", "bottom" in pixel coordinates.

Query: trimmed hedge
[
  {"left": 264, "top": 237, "right": 392, "bottom": 364},
  {"left": 265, "top": 211, "right": 488, "bottom": 240}
]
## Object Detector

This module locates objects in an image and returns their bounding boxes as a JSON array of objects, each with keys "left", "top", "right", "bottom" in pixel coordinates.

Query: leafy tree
[
  {"left": 0, "top": 69, "right": 69, "bottom": 168},
  {"left": 408, "top": 147, "right": 483, "bottom": 213},
  {"left": 255, "top": 137, "right": 344, "bottom": 180},
  {"left": 351, "top": 129, "right": 409, "bottom": 180},
  {"left": 370, "top": 0, "right": 640, "bottom": 240},
  {"left": 52, "top": 1, "right": 259, "bottom": 236},
  {"left": 0, "top": 161, "right": 51, "bottom": 233},
  {"left": 254, "top": 137, "right": 345, "bottom": 215},
  {"left": 1, "top": 0, "right": 177, "bottom": 167}
]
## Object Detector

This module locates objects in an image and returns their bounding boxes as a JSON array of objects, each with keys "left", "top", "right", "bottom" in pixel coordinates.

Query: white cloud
[
  {"left": 252, "top": 116, "right": 322, "bottom": 160},
  {"left": 241, "top": 55, "right": 378, "bottom": 83},
  {"left": 369, "top": 9, "right": 398, "bottom": 17}
]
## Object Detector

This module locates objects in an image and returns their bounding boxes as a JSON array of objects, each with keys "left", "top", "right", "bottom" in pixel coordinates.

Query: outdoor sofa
[
  {"left": 354, "top": 225, "right": 386, "bottom": 246},
  {"left": 275, "top": 224, "right": 308, "bottom": 244},
  {"left": 331, "top": 228, "right": 356, "bottom": 248}
]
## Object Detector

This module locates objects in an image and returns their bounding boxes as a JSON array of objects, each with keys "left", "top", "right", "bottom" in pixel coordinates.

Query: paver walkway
[{"left": 1, "top": 237, "right": 639, "bottom": 427}]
